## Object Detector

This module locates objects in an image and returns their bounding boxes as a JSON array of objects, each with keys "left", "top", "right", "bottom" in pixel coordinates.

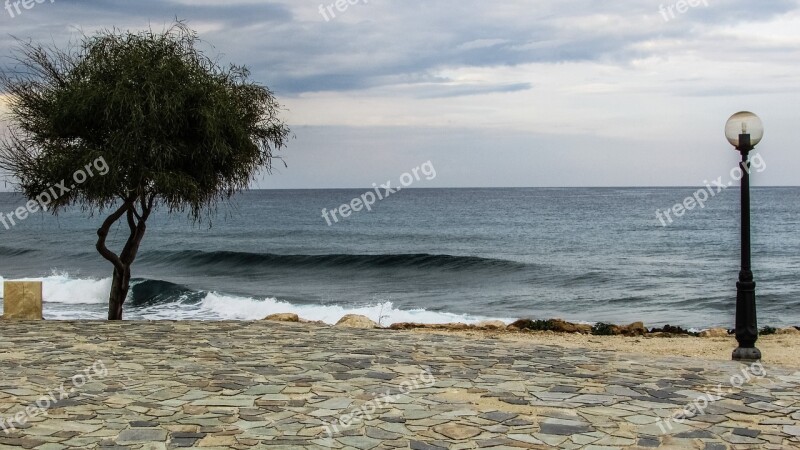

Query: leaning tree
[{"left": 0, "top": 23, "right": 290, "bottom": 319}]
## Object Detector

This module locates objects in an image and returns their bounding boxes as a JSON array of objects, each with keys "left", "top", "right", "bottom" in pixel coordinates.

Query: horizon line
[
  {"left": 245, "top": 185, "right": 800, "bottom": 190},
  {"left": 1, "top": 186, "right": 798, "bottom": 194}
]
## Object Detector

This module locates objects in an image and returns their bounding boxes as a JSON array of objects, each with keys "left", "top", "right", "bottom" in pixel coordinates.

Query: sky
[{"left": 1, "top": 0, "right": 799, "bottom": 188}]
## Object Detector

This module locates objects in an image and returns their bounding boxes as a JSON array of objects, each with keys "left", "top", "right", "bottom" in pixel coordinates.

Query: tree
[{"left": 0, "top": 23, "right": 290, "bottom": 319}]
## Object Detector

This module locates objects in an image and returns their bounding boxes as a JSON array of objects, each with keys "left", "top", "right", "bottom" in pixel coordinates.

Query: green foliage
[
  {"left": 0, "top": 21, "right": 290, "bottom": 220},
  {"left": 591, "top": 322, "right": 615, "bottom": 336},
  {"left": 647, "top": 324, "right": 697, "bottom": 336},
  {"left": 528, "top": 320, "right": 557, "bottom": 331},
  {"left": 760, "top": 326, "right": 777, "bottom": 336},
  {"left": 509, "top": 319, "right": 557, "bottom": 331}
]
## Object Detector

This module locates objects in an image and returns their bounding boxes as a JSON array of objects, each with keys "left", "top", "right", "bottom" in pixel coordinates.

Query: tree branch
[
  {"left": 95, "top": 200, "right": 133, "bottom": 272},
  {"left": 120, "top": 194, "right": 155, "bottom": 265}
]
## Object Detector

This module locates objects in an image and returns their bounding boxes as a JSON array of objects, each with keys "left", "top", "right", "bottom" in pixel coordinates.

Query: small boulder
[
  {"left": 507, "top": 318, "right": 591, "bottom": 334},
  {"left": 507, "top": 319, "right": 536, "bottom": 331},
  {"left": 551, "top": 319, "right": 592, "bottom": 334},
  {"left": 438, "top": 323, "right": 472, "bottom": 331},
  {"left": 299, "top": 319, "right": 328, "bottom": 326},
  {"left": 699, "top": 328, "right": 730, "bottom": 338},
  {"left": 777, "top": 327, "right": 800, "bottom": 335},
  {"left": 389, "top": 322, "right": 424, "bottom": 330},
  {"left": 648, "top": 324, "right": 694, "bottom": 336},
  {"left": 335, "top": 314, "right": 379, "bottom": 329},
  {"left": 475, "top": 320, "right": 507, "bottom": 330},
  {"left": 264, "top": 313, "right": 299, "bottom": 322},
  {"left": 612, "top": 322, "right": 648, "bottom": 337}
]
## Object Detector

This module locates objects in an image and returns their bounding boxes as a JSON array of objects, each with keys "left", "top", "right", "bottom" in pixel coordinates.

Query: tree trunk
[
  {"left": 96, "top": 195, "right": 154, "bottom": 321},
  {"left": 107, "top": 266, "right": 131, "bottom": 320}
]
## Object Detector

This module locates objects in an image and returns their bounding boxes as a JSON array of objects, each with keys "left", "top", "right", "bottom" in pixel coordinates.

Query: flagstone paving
[{"left": 0, "top": 320, "right": 798, "bottom": 449}]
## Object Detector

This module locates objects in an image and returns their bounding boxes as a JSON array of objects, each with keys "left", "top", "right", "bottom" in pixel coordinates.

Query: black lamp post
[{"left": 725, "top": 111, "right": 764, "bottom": 362}]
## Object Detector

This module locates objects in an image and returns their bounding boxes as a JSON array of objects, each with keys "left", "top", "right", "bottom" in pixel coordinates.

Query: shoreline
[
  {"left": 3, "top": 272, "right": 799, "bottom": 330},
  {"left": 413, "top": 328, "right": 800, "bottom": 368},
  {"left": 264, "top": 313, "right": 800, "bottom": 368},
  {"left": 8, "top": 314, "right": 798, "bottom": 367},
  {"left": 7, "top": 305, "right": 800, "bottom": 335}
]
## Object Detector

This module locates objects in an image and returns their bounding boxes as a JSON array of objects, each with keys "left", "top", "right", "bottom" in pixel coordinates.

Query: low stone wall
[{"left": 2, "top": 281, "right": 43, "bottom": 320}]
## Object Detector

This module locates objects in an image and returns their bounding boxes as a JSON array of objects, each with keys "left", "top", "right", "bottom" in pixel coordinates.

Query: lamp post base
[
  {"left": 734, "top": 278, "right": 759, "bottom": 362},
  {"left": 732, "top": 346, "right": 761, "bottom": 362}
]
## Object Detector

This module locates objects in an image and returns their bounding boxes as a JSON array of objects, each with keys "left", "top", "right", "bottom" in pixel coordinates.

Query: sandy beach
[{"left": 412, "top": 329, "right": 800, "bottom": 369}]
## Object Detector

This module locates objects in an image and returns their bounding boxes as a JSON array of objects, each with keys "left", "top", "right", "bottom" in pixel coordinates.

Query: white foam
[
  {"left": 195, "top": 292, "right": 514, "bottom": 326},
  {"left": 0, "top": 273, "right": 515, "bottom": 325},
  {"left": 0, "top": 272, "right": 110, "bottom": 304}
]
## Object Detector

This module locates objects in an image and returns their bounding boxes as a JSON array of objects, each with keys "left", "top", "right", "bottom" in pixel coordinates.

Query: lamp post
[{"left": 724, "top": 111, "right": 764, "bottom": 362}]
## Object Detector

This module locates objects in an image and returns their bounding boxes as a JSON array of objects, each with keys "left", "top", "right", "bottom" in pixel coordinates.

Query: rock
[
  {"left": 507, "top": 319, "right": 537, "bottom": 331},
  {"left": 776, "top": 327, "right": 800, "bottom": 335},
  {"left": 648, "top": 324, "right": 695, "bottom": 336},
  {"left": 437, "top": 323, "right": 471, "bottom": 330},
  {"left": 388, "top": 322, "right": 474, "bottom": 331},
  {"left": 299, "top": 319, "right": 328, "bottom": 326},
  {"left": 591, "top": 322, "right": 615, "bottom": 336},
  {"left": 699, "top": 328, "right": 730, "bottom": 338},
  {"left": 611, "top": 322, "right": 648, "bottom": 337},
  {"left": 507, "top": 318, "right": 590, "bottom": 334},
  {"left": 335, "top": 314, "right": 379, "bottom": 329},
  {"left": 551, "top": 319, "right": 592, "bottom": 334},
  {"left": 264, "top": 313, "right": 299, "bottom": 322},
  {"left": 389, "top": 322, "right": 427, "bottom": 330},
  {"left": 475, "top": 320, "right": 507, "bottom": 330}
]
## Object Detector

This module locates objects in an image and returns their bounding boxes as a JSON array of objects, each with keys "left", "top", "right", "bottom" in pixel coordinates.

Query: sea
[{"left": 0, "top": 188, "right": 797, "bottom": 329}]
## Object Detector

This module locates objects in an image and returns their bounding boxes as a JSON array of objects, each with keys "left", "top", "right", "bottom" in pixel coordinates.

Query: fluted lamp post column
[{"left": 724, "top": 111, "right": 764, "bottom": 362}]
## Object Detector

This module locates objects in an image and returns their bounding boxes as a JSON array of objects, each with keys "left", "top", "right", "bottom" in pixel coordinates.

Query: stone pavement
[{"left": 0, "top": 321, "right": 798, "bottom": 449}]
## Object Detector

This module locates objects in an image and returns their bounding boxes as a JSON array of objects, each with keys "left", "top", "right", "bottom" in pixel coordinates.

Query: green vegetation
[
  {"left": 760, "top": 326, "right": 777, "bottom": 336},
  {"left": 591, "top": 322, "right": 615, "bottom": 336}
]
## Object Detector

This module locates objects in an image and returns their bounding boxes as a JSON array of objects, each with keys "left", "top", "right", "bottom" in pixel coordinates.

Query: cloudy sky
[{"left": 1, "top": 0, "right": 799, "bottom": 188}]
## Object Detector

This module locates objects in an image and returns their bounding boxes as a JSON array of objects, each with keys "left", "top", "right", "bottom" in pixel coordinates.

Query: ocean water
[{"left": 0, "top": 188, "right": 797, "bottom": 329}]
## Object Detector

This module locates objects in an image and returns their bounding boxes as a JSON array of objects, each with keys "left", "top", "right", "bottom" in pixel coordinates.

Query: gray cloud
[
  {"left": 2, "top": 0, "right": 797, "bottom": 96},
  {"left": 2, "top": 0, "right": 800, "bottom": 188},
  {"left": 418, "top": 82, "right": 532, "bottom": 99}
]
